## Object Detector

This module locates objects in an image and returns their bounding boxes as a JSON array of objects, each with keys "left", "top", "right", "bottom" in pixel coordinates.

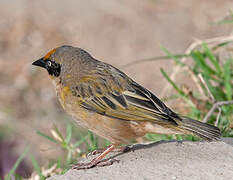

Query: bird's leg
[
  {"left": 88, "top": 145, "right": 131, "bottom": 157},
  {"left": 72, "top": 144, "right": 119, "bottom": 170}
]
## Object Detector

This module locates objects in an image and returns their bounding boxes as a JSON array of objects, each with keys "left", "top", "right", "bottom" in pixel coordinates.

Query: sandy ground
[{"left": 48, "top": 139, "right": 233, "bottom": 180}]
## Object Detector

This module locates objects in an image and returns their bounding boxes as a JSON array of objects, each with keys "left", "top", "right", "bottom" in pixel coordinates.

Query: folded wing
[{"left": 72, "top": 68, "right": 180, "bottom": 126}]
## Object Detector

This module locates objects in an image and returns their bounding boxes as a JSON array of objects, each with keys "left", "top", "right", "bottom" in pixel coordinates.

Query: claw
[
  {"left": 87, "top": 149, "right": 105, "bottom": 158},
  {"left": 72, "top": 145, "right": 129, "bottom": 170},
  {"left": 72, "top": 161, "right": 95, "bottom": 170},
  {"left": 72, "top": 158, "right": 119, "bottom": 170},
  {"left": 96, "top": 158, "right": 120, "bottom": 167}
]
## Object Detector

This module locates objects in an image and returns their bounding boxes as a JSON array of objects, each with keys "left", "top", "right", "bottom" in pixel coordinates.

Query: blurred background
[{"left": 0, "top": 0, "right": 232, "bottom": 179}]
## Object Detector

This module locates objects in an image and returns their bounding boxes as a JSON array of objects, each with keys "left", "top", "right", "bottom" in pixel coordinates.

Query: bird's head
[
  {"left": 32, "top": 47, "right": 62, "bottom": 77},
  {"left": 32, "top": 45, "right": 96, "bottom": 81}
]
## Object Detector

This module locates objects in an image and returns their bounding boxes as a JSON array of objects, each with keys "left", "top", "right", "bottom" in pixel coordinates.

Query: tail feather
[{"left": 179, "top": 116, "right": 221, "bottom": 141}]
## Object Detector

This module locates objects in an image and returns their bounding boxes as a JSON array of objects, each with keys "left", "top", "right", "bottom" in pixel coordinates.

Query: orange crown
[{"left": 44, "top": 48, "right": 57, "bottom": 60}]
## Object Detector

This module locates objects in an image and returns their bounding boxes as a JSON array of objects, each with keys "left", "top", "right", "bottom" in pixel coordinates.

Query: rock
[{"left": 48, "top": 140, "right": 233, "bottom": 180}]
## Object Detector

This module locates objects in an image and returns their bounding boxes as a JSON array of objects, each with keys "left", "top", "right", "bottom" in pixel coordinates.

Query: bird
[{"left": 32, "top": 45, "right": 221, "bottom": 169}]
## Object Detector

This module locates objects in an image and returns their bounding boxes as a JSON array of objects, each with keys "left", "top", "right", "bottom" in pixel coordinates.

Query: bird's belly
[{"left": 69, "top": 106, "right": 145, "bottom": 144}]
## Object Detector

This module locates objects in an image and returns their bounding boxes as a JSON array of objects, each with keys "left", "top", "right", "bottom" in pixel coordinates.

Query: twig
[
  {"left": 215, "top": 107, "right": 222, "bottom": 126},
  {"left": 202, "top": 100, "right": 233, "bottom": 123},
  {"left": 121, "top": 54, "right": 187, "bottom": 69},
  {"left": 198, "top": 73, "right": 215, "bottom": 103},
  {"left": 184, "top": 68, "right": 207, "bottom": 100}
]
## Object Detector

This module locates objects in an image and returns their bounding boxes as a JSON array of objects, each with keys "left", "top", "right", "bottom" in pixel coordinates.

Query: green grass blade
[
  {"left": 160, "top": 68, "right": 185, "bottom": 96},
  {"left": 73, "top": 135, "right": 88, "bottom": 148},
  {"left": 65, "top": 123, "right": 72, "bottom": 144},
  {"left": 5, "top": 146, "right": 29, "bottom": 180},
  {"left": 88, "top": 131, "right": 98, "bottom": 151},
  {"left": 215, "top": 10, "right": 233, "bottom": 24},
  {"left": 216, "top": 20, "right": 233, "bottom": 24},
  {"left": 160, "top": 45, "right": 185, "bottom": 67},
  {"left": 66, "top": 150, "right": 72, "bottom": 165},
  {"left": 202, "top": 42, "right": 222, "bottom": 75},
  {"left": 81, "top": 133, "right": 92, "bottom": 151},
  {"left": 223, "top": 59, "right": 233, "bottom": 100},
  {"left": 37, "top": 131, "right": 59, "bottom": 144},
  {"left": 212, "top": 41, "right": 233, "bottom": 51},
  {"left": 202, "top": 74, "right": 226, "bottom": 100},
  {"left": 191, "top": 50, "right": 216, "bottom": 75},
  {"left": 53, "top": 125, "right": 65, "bottom": 142},
  {"left": 30, "top": 154, "right": 45, "bottom": 180}
]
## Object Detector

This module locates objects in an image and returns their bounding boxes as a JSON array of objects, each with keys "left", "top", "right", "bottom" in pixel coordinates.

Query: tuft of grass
[
  {"left": 159, "top": 41, "right": 233, "bottom": 140},
  {"left": 36, "top": 123, "right": 100, "bottom": 169},
  {"left": 146, "top": 40, "right": 233, "bottom": 141}
]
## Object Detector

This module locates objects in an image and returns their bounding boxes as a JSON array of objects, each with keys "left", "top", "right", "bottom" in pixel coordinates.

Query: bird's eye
[{"left": 47, "top": 61, "right": 52, "bottom": 66}]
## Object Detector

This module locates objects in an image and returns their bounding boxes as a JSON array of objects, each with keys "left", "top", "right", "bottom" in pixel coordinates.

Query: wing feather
[{"left": 72, "top": 68, "right": 179, "bottom": 126}]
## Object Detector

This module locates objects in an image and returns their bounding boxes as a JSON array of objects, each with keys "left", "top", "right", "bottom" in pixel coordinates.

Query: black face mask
[{"left": 32, "top": 58, "right": 61, "bottom": 77}]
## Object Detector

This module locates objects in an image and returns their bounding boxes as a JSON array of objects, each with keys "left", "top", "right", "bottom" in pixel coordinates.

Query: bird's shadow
[{"left": 109, "top": 139, "right": 189, "bottom": 160}]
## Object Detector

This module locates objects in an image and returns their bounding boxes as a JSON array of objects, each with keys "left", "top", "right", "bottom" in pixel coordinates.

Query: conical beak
[{"left": 32, "top": 58, "right": 46, "bottom": 69}]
